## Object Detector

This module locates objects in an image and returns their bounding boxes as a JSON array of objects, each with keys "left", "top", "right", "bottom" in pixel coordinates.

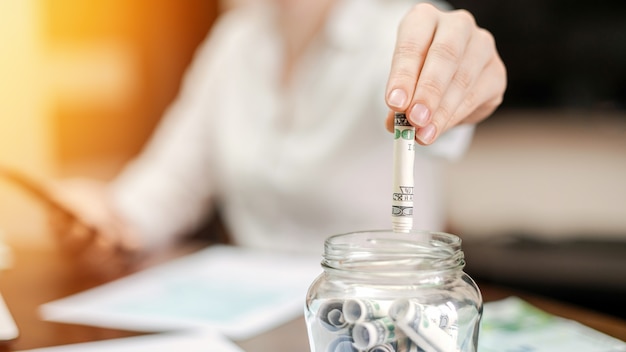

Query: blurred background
[
  {"left": 0, "top": 0, "right": 219, "bottom": 248},
  {"left": 0, "top": 0, "right": 625, "bottom": 317}
]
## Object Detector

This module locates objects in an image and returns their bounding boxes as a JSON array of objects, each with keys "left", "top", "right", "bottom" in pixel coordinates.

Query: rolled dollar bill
[
  {"left": 389, "top": 299, "right": 458, "bottom": 352},
  {"left": 390, "top": 300, "right": 458, "bottom": 339},
  {"left": 352, "top": 316, "right": 398, "bottom": 351},
  {"left": 423, "top": 304, "right": 459, "bottom": 340},
  {"left": 318, "top": 299, "right": 349, "bottom": 332},
  {"left": 343, "top": 298, "right": 390, "bottom": 324},
  {"left": 391, "top": 112, "right": 415, "bottom": 233}
]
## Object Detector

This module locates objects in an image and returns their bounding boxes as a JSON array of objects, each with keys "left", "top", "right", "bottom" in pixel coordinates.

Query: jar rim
[{"left": 322, "top": 230, "right": 465, "bottom": 274}]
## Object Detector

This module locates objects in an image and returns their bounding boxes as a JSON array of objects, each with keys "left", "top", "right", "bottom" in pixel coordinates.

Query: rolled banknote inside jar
[
  {"left": 391, "top": 112, "right": 415, "bottom": 233},
  {"left": 389, "top": 299, "right": 458, "bottom": 352},
  {"left": 343, "top": 298, "right": 391, "bottom": 324},
  {"left": 352, "top": 316, "right": 398, "bottom": 351},
  {"left": 318, "top": 299, "right": 349, "bottom": 332}
]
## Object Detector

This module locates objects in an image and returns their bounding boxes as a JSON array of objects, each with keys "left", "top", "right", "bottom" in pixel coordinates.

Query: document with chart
[{"left": 40, "top": 245, "right": 322, "bottom": 340}]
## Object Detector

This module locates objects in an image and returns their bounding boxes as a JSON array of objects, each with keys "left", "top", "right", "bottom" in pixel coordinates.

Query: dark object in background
[
  {"left": 449, "top": 0, "right": 626, "bottom": 111},
  {"left": 463, "top": 235, "right": 626, "bottom": 320},
  {"left": 447, "top": 0, "right": 626, "bottom": 321}
]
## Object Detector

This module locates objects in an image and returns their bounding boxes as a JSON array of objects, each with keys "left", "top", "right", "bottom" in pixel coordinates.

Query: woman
[{"left": 52, "top": 0, "right": 506, "bottom": 275}]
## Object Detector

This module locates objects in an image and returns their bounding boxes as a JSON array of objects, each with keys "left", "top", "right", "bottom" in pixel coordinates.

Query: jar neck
[{"left": 322, "top": 231, "right": 465, "bottom": 278}]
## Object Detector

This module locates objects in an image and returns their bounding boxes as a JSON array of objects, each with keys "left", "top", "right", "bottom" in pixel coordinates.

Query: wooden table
[{"left": 0, "top": 243, "right": 624, "bottom": 351}]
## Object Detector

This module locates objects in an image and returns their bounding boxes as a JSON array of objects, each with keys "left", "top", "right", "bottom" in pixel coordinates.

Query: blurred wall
[
  {"left": 0, "top": 1, "right": 54, "bottom": 248},
  {"left": 0, "top": 0, "right": 218, "bottom": 248},
  {"left": 445, "top": 110, "right": 626, "bottom": 241},
  {"left": 46, "top": 0, "right": 219, "bottom": 178},
  {"left": 448, "top": 0, "right": 626, "bottom": 111},
  {"left": 443, "top": 0, "right": 626, "bottom": 240}
]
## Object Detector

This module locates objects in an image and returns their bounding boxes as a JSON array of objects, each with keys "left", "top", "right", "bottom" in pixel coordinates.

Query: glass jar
[{"left": 305, "top": 230, "right": 482, "bottom": 352}]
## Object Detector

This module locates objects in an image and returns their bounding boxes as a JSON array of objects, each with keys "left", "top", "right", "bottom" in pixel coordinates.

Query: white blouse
[{"left": 111, "top": 0, "right": 473, "bottom": 253}]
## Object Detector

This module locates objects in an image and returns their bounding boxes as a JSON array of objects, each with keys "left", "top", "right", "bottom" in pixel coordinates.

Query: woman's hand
[
  {"left": 385, "top": 3, "right": 507, "bottom": 145},
  {"left": 48, "top": 178, "right": 142, "bottom": 278}
]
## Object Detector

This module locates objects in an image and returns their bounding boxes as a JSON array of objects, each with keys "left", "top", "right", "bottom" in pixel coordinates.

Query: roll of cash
[
  {"left": 389, "top": 299, "right": 458, "bottom": 352},
  {"left": 388, "top": 298, "right": 418, "bottom": 324},
  {"left": 318, "top": 299, "right": 349, "bottom": 332},
  {"left": 343, "top": 298, "right": 389, "bottom": 324},
  {"left": 352, "top": 317, "right": 397, "bottom": 351},
  {"left": 390, "top": 299, "right": 458, "bottom": 334},
  {"left": 391, "top": 112, "right": 415, "bottom": 233},
  {"left": 423, "top": 304, "right": 459, "bottom": 340}
]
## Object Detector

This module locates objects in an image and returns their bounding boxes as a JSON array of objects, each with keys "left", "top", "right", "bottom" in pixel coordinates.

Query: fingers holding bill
[{"left": 385, "top": 4, "right": 506, "bottom": 145}]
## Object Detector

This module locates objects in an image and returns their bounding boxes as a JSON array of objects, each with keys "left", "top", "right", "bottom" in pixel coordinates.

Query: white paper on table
[
  {"left": 40, "top": 245, "right": 322, "bottom": 340},
  {"left": 16, "top": 330, "right": 245, "bottom": 352},
  {"left": 479, "top": 296, "right": 626, "bottom": 352}
]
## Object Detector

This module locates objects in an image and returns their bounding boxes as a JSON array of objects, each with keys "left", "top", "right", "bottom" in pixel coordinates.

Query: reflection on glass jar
[{"left": 305, "top": 230, "right": 482, "bottom": 352}]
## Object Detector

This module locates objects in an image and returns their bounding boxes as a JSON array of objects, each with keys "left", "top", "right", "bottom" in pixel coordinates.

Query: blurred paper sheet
[
  {"left": 17, "top": 331, "right": 244, "bottom": 352},
  {"left": 40, "top": 245, "right": 322, "bottom": 340},
  {"left": 479, "top": 296, "right": 626, "bottom": 352}
]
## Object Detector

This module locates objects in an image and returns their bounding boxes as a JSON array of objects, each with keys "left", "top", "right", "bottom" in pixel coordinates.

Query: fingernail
[
  {"left": 388, "top": 89, "right": 407, "bottom": 109},
  {"left": 409, "top": 104, "right": 430, "bottom": 126},
  {"left": 417, "top": 124, "right": 436, "bottom": 144}
]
